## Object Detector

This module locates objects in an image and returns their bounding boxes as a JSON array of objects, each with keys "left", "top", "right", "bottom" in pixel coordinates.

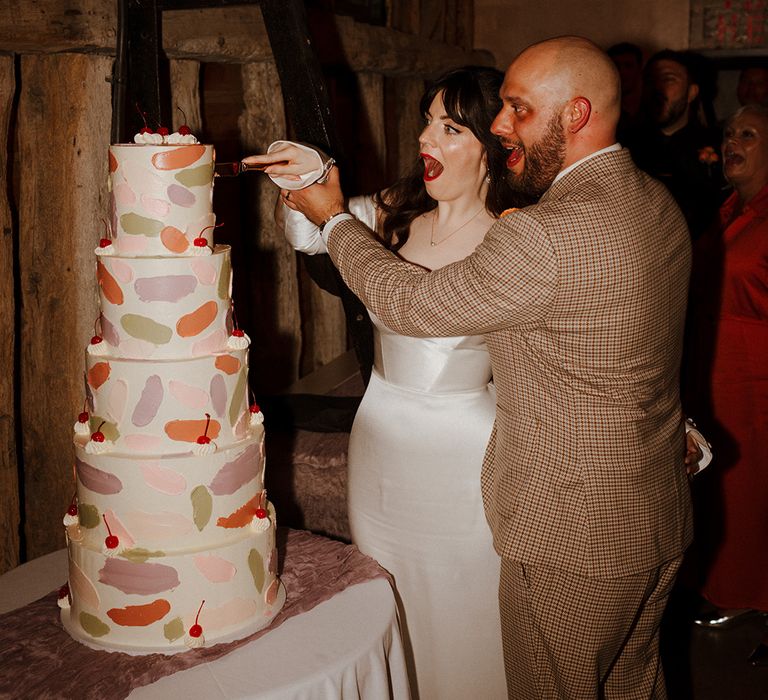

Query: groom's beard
[{"left": 508, "top": 112, "right": 567, "bottom": 198}]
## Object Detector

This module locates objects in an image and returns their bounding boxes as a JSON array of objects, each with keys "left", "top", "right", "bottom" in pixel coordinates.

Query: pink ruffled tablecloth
[{"left": 0, "top": 528, "right": 389, "bottom": 699}]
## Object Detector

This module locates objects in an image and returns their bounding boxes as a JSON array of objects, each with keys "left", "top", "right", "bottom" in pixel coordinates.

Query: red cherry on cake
[
  {"left": 90, "top": 335, "right": 103, "bottom": 345},
  {"left": 139, "top": 126, "right": 154, "bottom": 135},
  {"left": 77, "top": 411, "right": 89, "bottom": 424},
  {"left": 98, "top": 238, "right": 112, "bottom": 248},
  {"left": 232, "top": 329, "right": 244, "bottom": 338},
  {"left": 91, "top": 421, "right": 106, "bottom": 443},
  {"left": 196, "top": 413, "right": 212, "bottom": 444},
  {"left": 255, "top": 508, "right": 267, "bottom": 519},
  {"left": 58, "top": 583, "right": 70, "bottom": 599},
  {"left": 179, "top": 124, "right": 192, "bottom": 136},
  {"left": 67, "top": 503, "right": 78, "bottom": 517},
  {"left": 189, "top": 599, "right": 206, "bottom": 637},
  {"left": 158, "top": 126, "right": 169, "bottom": 137},
  {"left": 249, "top": 402, "right": 260, "bottom": 414},
  {"left": 103, "top": 514, "right": 119, "bottom": 550},
  {"left": 193, "top": 236, "right": 207, "bottom": 247}
]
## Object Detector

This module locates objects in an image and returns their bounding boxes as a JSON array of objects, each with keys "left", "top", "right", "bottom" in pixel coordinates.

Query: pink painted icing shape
[
  {"left": 208, "top": 443, "right": 259, "bottom": 495},
  {"left": 134, "top": 275, "right": 197, "bottom": 303},
  {"left": 140, "top": 463, "right": 187, "bottom": 495},
  {"left": 168, "top": 380, "right": 209, "bottom": 409},
  {"left": 132, "top": 375, "right": 163, "bottom": 427},
  {"left": 108, "top": 379, "right": 128, "bottom": 422},
  {"left": 122, "top": 511, "right": 194, "bottom": 542},
  {"left": 76, "top": 456, "right": 123, "bottom": 495},
  {"left": 124, "top": 434, "right": 164, "bottom": 452},
  {"left": 119, "top": 338, "right": 155, "bottom": 359},
  {"left": 167, "top": 183, "right": 196, "bottom": 208},
  {"left": 100, "top": 314, "right": 121, "bottom": 347},
  {"left": 190, "top": 258, "right": 217, "bottom": 285},
  {"left": 104, "top": 509, "right": 136, "bottom": 549},
  {"left": 192, "top": 329, "right": 227, "bottom": 356},
  {"left": 116, "top": 236, "right": 148, "bottom": 255},
  {"left": 109, "top": 258, "right": 134, "bottom": 284},
  {"left": 113, "top": 182, "right": 136, "bottom": 207},
  {"left": 210, "top": 374, "right": 227, "bottom": 417},
  {"left": 193, "top": 554, "right": 237, "bottom": 583},
  {"left": 69, "top": 557, "right": 100, "bottom": 610},
  {"left": 122, "top": 160, "right": 165, "bottom": 194},
  {"left": 192, "top": 597, "right": 258, "bottom": 632},
  {"left": 99, "top": 558, "right": 180, "bottom": 595},
  {"left": 140, "top": 194, "right": 171, "bottom": 218}
]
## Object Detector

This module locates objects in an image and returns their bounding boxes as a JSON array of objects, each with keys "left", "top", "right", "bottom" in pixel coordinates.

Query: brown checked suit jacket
[{"left": 328, "top": 148, "right": 693, "bottom": 578}]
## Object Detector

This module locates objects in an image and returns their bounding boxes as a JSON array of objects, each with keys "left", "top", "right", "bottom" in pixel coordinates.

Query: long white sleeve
[{"left": 282, "top": 195, "right": 378, "bottom": 255}]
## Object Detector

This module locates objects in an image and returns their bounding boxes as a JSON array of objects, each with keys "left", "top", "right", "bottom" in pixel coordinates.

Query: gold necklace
[{"left": 430, "top": 205, "right": 486, "bottom": 247}]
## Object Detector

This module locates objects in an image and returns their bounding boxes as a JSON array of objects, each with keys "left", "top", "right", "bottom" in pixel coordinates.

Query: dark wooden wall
[{"left": 0, "top": 0, "right": 491, "bottom": 571}]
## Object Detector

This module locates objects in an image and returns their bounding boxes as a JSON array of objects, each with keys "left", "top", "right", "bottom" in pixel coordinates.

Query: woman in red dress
[{"left": 687, "top": 105, "right": 768, "bottom": 661}]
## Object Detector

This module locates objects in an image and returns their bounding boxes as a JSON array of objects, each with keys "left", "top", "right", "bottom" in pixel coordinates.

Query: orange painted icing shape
[
  {"left": 216, "top": 494, "right": 259, "bottom": 528},
  {"left": 176, "top": 301, "right": 218, "bottom": 338},
  {"left": 151, "top": 145, "right": 206, "bottom": 171},
  {"left": 97, "top": 260, "right": 125, "bottom": 305},
  {"left": 87, "top": 362, "right": 111, "bottom": 390},
  {"left": 214, "top": 355, "right": 241, "bottom": 375},
  {"left": 106, "top": 598, "right": 171, "bottom": 626},
  {"left": 160, "top": 226, "right": 189, "bottom": 253},
  {"left": 164, "top": 418, "right": 221, "bottom": 443}
]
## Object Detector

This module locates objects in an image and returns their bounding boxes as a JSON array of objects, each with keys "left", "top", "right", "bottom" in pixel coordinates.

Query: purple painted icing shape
[
  {"left": 98, "top": 558, "right": 180, "bottom": 595},
  {"left": 210, "top": 374, "right": 226, "bottom": 417},
  {"left": 100, "top": 314, "right": 120, "bottom": 347},
  {"left": 76, "top": 456, "right": 123, "bottom": 495},
  {"left": 167, "top": 183, "right": 196, "bottom": 208},
  {"left": 134, "top": 275, "right": 198, "bottom": 303},
  {"left": 208, "top": 443, "right": 259, "bottom": 495},
  {"left": 132, "top": 375, "right": 163, "bottom": 427}
]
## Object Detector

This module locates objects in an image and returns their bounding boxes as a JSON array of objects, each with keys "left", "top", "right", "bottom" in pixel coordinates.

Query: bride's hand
[{"left": 242, "top": 144, "right": 310, "bottom": 180}]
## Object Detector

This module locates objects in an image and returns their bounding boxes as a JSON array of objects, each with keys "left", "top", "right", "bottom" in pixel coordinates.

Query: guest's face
[
  {"left": 491, "top": 57, "right": 566, "bottom": 198},
  {"left": 418, "top": 92, "right": 487, "bottom": 201},
  {"left": 722, "top": 110, "right": 768, "bottom": 193},
  {"left": 737, "top": 68, "right": 768, "bottom": 107},
  {"left": 645, "top": 59, "right": 696, "bottom": 131}
]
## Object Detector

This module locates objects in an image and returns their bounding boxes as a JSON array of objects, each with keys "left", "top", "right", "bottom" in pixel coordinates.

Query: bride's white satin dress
[{"left": 348, "top": 314, "right": 506, "bottom": 700}]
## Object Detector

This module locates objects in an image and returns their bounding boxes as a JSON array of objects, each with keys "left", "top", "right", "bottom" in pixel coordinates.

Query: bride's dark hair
[{"left": 374, "top": 65, "right": 526, "bottom": 251}]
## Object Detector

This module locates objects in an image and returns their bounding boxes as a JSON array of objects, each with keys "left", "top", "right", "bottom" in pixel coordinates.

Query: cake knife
[{"left": 214, "top": 161, "right": 288, "bottom": 177}]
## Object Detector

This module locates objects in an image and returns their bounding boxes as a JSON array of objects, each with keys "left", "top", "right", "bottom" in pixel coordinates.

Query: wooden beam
[
  {"left": 0, "top": 3, "right": 492, "bottom": 77},
  {"left": 18, "top": 53, "right": 109, "bottom": 559},
  {"left": 0, "top": 54, "right": 20, "bottom": 574}
]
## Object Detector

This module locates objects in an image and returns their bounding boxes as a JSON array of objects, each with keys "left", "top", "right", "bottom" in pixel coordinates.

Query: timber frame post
[{"left": 115, "top": 0, "right": 341, "bottom": 156}]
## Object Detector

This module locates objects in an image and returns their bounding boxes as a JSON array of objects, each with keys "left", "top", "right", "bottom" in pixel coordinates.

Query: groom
[{"left": 285, "top": 36, "right": 692, "bottom": 698}]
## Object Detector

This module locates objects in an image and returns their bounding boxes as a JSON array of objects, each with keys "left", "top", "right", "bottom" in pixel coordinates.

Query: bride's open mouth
[{"left": 421, "top": 153, "right": 444, "bottom": 181}]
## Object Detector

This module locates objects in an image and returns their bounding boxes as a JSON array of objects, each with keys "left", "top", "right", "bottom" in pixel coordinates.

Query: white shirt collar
[{"left": 553, "top": 143, "right": 622, "bottom": 184}]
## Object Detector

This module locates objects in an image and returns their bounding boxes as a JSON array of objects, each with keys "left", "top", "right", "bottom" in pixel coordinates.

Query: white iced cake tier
[
  {"left": 81, "top": 346, "right": 251, "bottom": 454},
  {"left": 109, "top": 143, "right": 215, "bottom": 257},
  {"left": 62, "top": 501, "right": 282, "bottom": 653},
  {"left": 94, "top": 246, "right": 233, "bottom": 359},
  {"left": 71, "top": 427, "right": 265, "bottom": 551}
]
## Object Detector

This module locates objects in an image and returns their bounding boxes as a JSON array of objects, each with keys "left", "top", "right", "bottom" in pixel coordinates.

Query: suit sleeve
[{"left": 326, "top": 211, "right": 558, "bottom": 337}]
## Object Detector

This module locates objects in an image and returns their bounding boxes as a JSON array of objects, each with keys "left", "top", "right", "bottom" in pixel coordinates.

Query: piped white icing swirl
[
  {"left": 133, "top": 131, "right": 200, "bottom": 145},
  {"left": 227, "top": 333, "right": 250, "bottom": 350}
]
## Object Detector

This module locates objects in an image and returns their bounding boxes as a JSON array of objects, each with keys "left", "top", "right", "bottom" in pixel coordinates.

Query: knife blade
[{"left": 214, "top": 161, "right": 288, "bottom": 177}]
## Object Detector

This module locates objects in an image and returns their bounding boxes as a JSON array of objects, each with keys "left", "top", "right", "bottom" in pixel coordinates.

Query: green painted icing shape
[
  {"left": 164, "top": 617, "right": 185, "bottom": 642},
  {"left": 191, "top": 485, "right": 212, "bottom": 531},
  {"left": 121, "top": 314, "right": 173, "bottom": 345},
  {"left": 229, "top": 369, "right": 247, "bottom": 427},
  {"left": 120, "top": 213, "right": 164, "bottom": 237},
  {"left": 90, "top": 416, "right": 119, "bottom": 442},
  {"left": 78, "top": 503, "right": 100, "bottom": 529},
  {"left": 121, "top": 548, "right": 166, "bottom": 563},
  {"left": 80, "top": 611, "right": 110, "bottom": 637},
  {"left": 175, "top": 163, "right": 214, "bottom": 188},
  {"left": 248, "top": 549, "right": 265, "bottom": 593},
  {"left": 217, "top": 255, "right": 231, "bottom": 300}
]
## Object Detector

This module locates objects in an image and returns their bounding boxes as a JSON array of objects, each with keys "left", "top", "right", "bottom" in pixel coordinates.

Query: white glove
[{"left": 281, "top": 202, "right": 327, "bottom": 255}]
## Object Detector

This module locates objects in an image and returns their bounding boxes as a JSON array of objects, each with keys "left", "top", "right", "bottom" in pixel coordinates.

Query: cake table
[{"left": 0, "top": 530, "right": 410, "bottom": 699}]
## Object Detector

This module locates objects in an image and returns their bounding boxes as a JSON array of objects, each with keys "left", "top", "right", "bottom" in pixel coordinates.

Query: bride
[{"left": 247, "top": 66, "right": 527, "bottom": 699}]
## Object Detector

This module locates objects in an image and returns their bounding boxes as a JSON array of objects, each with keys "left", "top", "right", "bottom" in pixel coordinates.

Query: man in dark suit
[{"left": 279, "top": 36, "right": 693, "bottom": 698}]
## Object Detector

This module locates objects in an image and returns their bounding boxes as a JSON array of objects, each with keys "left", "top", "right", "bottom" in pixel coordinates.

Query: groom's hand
[{"left": 281, "top": 167, "right": 346, "bottom": 226}]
